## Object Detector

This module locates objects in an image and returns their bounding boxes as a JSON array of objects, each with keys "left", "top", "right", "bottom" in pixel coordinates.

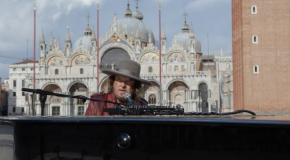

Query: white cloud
[{"left": 52, "top": 12, "right": 62, "bottom": 21}]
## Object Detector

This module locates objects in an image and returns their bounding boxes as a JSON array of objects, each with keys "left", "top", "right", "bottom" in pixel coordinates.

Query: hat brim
[{"left": 102, "top": 69, "right": 152, "bottom": 85}]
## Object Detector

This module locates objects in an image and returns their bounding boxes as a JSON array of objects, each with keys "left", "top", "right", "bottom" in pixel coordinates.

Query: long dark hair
[{"left": 107, "top": 75, "right": 144, "bottom": 101}]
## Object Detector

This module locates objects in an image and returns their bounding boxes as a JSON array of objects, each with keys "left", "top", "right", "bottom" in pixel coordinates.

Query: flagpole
[
  {"left": 33, "top": 3, "right": 36, "bottom": 115},
  {"left": 97, "top": 3, "right": 100, "bottom": 92},
  {"left": 159, "top": 3, "right": 162, "bottom": 105}
]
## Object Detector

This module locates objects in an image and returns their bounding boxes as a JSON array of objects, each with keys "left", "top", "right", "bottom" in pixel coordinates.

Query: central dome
[
  {"left": 73, "top": 35, "right": 93, "bottom": 50},
  {"left": 172, "top": 32, "right": 201, "bottom": 53},
  {"left": 117, "top": 17, "right": 154, "bottom": 43}
]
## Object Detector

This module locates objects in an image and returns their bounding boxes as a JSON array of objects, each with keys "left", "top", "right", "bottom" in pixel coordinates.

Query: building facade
[
  {"left": 8, "top": 2, "right": 233, "bottom": 116},
  {"left": 232, "top": 0, "right": 290, "bottom": 112}
]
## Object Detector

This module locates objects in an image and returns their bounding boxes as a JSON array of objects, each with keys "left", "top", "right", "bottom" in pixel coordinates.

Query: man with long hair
[{"left": 85, "top": 59, "right": 151, "bottom": 116}]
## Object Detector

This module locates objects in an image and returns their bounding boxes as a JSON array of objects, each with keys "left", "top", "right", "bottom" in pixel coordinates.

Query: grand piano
[
  {"left": 1, "top": 115, "right": 290, "bottom": 160},
  {"left": 1, "top": 88, "right": 290, "bottom": 159}
]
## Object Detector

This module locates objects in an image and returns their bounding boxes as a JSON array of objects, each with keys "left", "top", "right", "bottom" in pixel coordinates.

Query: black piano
[{"left": 1, "top": 115, "right": 290, "bottom": 160}]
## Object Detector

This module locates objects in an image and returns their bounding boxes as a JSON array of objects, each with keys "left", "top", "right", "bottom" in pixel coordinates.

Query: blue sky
[{"left": 0, "top": 0, "right": 232, "bottom": 82}]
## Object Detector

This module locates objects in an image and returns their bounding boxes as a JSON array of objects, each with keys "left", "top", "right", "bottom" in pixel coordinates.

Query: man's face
[{"left": 113, "top": 75, "right": 135, "bottom": 103}]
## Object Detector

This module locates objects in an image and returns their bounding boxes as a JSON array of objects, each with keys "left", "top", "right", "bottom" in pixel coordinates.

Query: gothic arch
[
  {"left": 67, "top": 81, "right": 89, "bottom": 93},
  {"left": 165, "top": 50, "right": 187, "bottom": 63},
  {"left": 166, "top": 79, "right": 190, "bottom": 90},
  {"left": 69, "top": 53, "right": 92, "bottom": 67},
  {"left": 99, "top": 43, "right": 135, "bottom": 63},
  {"left": 138, "top": 51, "right": 159, "bottom": 63},
  {"left": 42, "top": 83, "right": 63, "bottom": 92},
  {"left": 45, "top": 54, "right": 66, "bottom": 66}
]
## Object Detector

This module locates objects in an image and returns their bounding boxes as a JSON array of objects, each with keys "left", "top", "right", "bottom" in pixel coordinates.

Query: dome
[
  {"left": 73, "top": 35, "right": 93, "bottom": 50},
  {"left": 172, "top": 32, "right": 201, "bottom": 53},
  {"left": 117, "top": 17, "right": 154, "bottom": 43},
  {"left": 132, "top": 10, "right": 143, "bottom": 21}
]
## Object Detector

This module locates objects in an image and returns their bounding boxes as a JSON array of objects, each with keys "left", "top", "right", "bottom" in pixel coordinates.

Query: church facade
[{"left": 8, "top": 2, "right": 232, "bottom": 116}]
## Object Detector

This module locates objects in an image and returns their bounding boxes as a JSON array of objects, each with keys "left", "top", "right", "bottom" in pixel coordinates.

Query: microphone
[{"left": 125, "top": 93, "right": 135, "bottom": 105}]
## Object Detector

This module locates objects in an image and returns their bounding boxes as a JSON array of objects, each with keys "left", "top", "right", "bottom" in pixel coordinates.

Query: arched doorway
[
  {"left": 145, "top": 81, "right": 160, "bottom": 105},
  {"left": 101, "top": 48, "right": 130, "bottom": 69},
  {"left": 69, "top": 83, "right": 88, "bottom": 116},
  {"left": 168, "top": 81, "right": 189, "bottom": 110},
  {"left": 198, "top": 83, "right": 208, "bottom": 112},
  {"left": 43, "top": 84, "right": 62, "bottom": 116}
]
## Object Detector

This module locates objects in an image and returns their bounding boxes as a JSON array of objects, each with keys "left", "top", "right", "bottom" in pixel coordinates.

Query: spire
[
  {"left": 161, "top": 24, "right": 166, "bottom": 40},
  {"left": 132, "top": 0, "right": 143, "bottom": 20},
  {"left": 87, "top": 11, "right": 90, "bottom": 28},
  {"left": 135, "top": 24, "right": 140, "bottom": 39},
  {"left": 181, "top": 11, "right": 190, "bottom": 32},
  {"left": 190, "top": 22, "right": 195, "bottom": 39},
  {"left": 84, "top": 12, "right": 92, "bottom": 36},
  {"left": 57, "top": 36, "right": 61, "bottom": 50},
  {"left": 66, "top": 26, "right": 71, "bottom": 43},
  {"left": 40, "top": 27, "right": 45, "bottom": 44},
  {"left": 125, "top": 1, "right": 132, "bottom": 17},
  {"left": 92, "top": 26, "right": 96, "bottom": 41},
  {"left": 49, "top": 32, "right": 54, "bottom": 50}
]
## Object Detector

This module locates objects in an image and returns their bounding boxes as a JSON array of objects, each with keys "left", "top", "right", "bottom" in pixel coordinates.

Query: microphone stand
[{"left": 22, "top": 88, "right": 122, "bottom": 116}]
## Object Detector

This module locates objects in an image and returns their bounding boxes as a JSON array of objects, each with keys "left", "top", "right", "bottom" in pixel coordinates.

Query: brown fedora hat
[{"left": 102, "top": 59, "right": 151, "bottom": 85}]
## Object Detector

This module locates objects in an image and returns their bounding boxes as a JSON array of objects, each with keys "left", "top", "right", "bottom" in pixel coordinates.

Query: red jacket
[{"left": 85, "top": 92, "right": 148, "bottom": 116}]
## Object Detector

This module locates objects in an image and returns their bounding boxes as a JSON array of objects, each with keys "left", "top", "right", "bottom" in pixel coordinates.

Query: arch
[
  {"left": 100, "top": 76, "right": 110, "bottom": 93},
  {"left": 101, "top": 48, "right": 131, "bottom": 68},
  {"left": 198, "top": 83, "right": 208, "bottom": 112},
  {"left": 148, "top": 94, "right": 156, "bottom": 104},
  {"left": 67, "top": 81, "right": 89, "bottom": 93},
  {"left": 139, "top": 52, "right": 159, "bottom": 63},
  {"left": 47, "top": 56, "right": 66, "bottom": 66},
  {"left": 71, "top": 54, "right": 91, "bottom": 65},
  {"left": 166, "top": 79, "right": 190, "bottom": 90},
  {"left": 68, "top": 82, "right": 88, "bottom": 93},
  {"left": 167, "top": 81, "right": 189, "bottom": 107},
  {"left": 99, "top": 42, "right": 135, "bottom": 63},
  {"left": 167, "top": 52, "right": 186, "bottom": 63},
  {"left": 146, "top": 81, "right": 160, "bottom": 91}
]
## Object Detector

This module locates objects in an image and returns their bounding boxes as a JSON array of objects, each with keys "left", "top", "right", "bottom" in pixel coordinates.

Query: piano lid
[{"left": 1, "top": 115, "right": 290, "bottom": 126}]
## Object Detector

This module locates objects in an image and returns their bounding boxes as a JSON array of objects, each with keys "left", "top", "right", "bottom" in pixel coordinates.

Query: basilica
[{"left": 7, "top": 2, "right": 233, "bottom": 116}]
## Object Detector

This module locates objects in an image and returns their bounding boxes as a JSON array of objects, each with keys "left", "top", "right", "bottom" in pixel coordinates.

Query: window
[
  {"left": 13, "top": 80, "right": 16, "bottom": 88},
  {"left": 80, "top": 68, "right": 84, "bottom": 74},
  {"left": 22, "top": 80, "right": 25, "bottom": 87},
  {"left": 252, "top": 35, "right": 258, "bottom": 44},
  {"left": 22, "top": 92, "right": 25, "bottom": 96},
  {"left": 13, "top": 68, "right": 16, "bottom": 71},
  {"left": 148, "top": 66, "right": 153, "bottom": 73},
  {"left": 251, "top": 5, "right": 257, "bottom": 14},
  {"left": 21, "top": 107, "right": 24, "bottom": 113},
  {"left": 77, "top": 99, "right": 84, "bottom": 105},
  {"left": 253, "top": 65, "right": 259, "bottom": 74},
  {"left": 31, "top": 68, "right": 33, "bottom": 71},
  {"left": 13, "top": 92, "right": 16, "bottom": 96},
  {"left": 13, "top": 107, "right": 16, "bottom": 112},
  {"left": 148, "top": 94, "right": 156, "bottom": 104},
  {"left": 55, "top": 69, "right": 59, "bottom": 75},
  {"left": 77, "top": 106, "right": 84, "bottom": 116},
  {"left": 174, "top": 66, "right": 179, "bottom": 72},
  {"left": 52, "top": 107, "right": 60, "bottom": 116}
]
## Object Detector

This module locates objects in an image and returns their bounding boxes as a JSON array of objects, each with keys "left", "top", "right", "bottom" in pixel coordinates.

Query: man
[{"left": 85, "top": 59, "right": 151, "bottom": 116}]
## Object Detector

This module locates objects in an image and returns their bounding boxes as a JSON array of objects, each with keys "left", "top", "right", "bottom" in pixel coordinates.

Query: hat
[{"left": 102, "top": 59, "right": 151, "bottom": 85}]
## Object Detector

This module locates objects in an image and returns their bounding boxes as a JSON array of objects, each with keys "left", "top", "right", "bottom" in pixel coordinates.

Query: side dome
[
  {"left": 132, "top": 10, "right": 143, "bottom": 21},
  {"left": 172, "top": 33, "right": 202, "bottom": 53},
  {"left": 117, "top": 17, "right": 154, "bottom": 43},
  {"left": 73, "top": 35, "right": 93, "bottom": 50}
]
